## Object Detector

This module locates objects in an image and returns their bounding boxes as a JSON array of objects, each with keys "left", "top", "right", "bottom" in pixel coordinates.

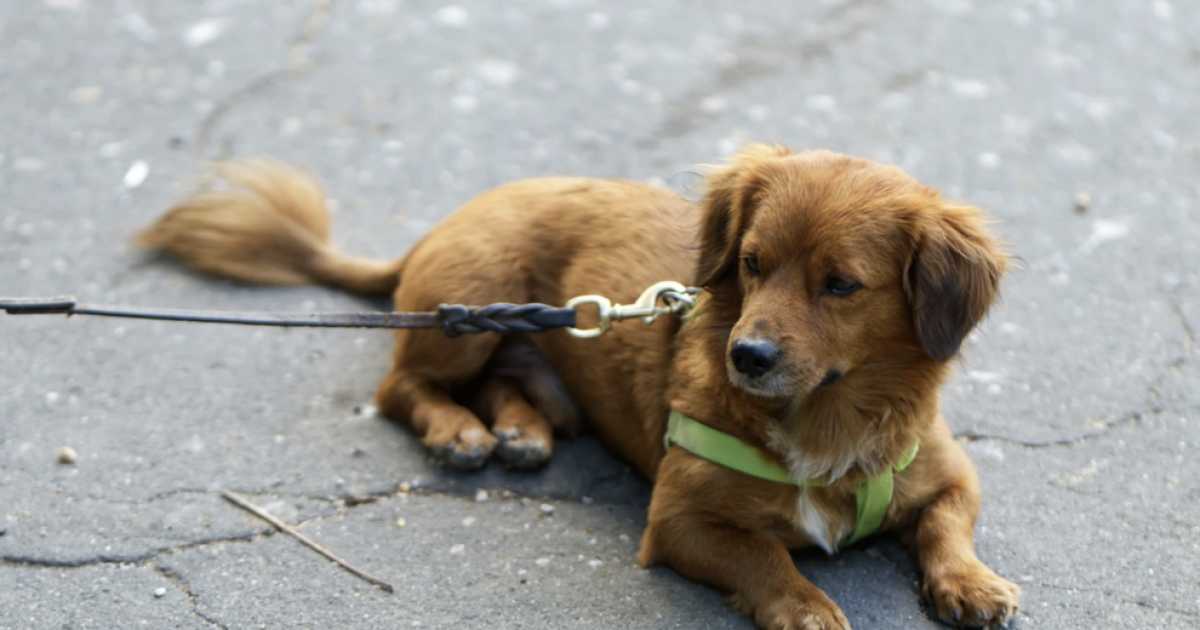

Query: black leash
[
  {"left": 0, "top": 282, "right": 700, "bottom": 339},
  {"left": 0, "top": 296, "right": 577, "bottom": 338}
]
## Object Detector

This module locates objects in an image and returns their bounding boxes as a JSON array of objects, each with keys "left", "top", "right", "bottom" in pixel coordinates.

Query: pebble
[
  {"left": 123, "top": 160, "right": 150, "bottom": 189},
  {"left": 185, "top": 18, "right": 229, "bottom": 47},
  {"left": 478, "top": 59, "right": 519, "bottom": 86},
  {"left": 395, "top": 517, "right": 407, "bottom": 528},
  {"left": 280, "top": 116, "right": 304, "bottom": 136},
  {"left": 121, "top": 12, "right": 158, "bottom": 42},
  {"left": 587, "top": 559, "right": 603, "bottom": 569},
  {"left": 1072, "top": 190, "right": 1092, "bottom": 214},
  {"left": 398, "top": 481, "right": 412, "bottom": 493},
  {"left": 805, "top": 95, "right": 838, "bottom": 113},
  {"left": 14, "top": 157, "right": 45, "bottom": 172},
  {"left": 950, "top": 78, "right": 990, "bottom": 98},
  {"left": 68, "top": 86, "right": 104, "bottom": 104},
  {"left": 449, "top": 543, "right": 465, "bottom": 555},
  {"left": 517, "top": 569, "right": 528, "bottom": 583},
  {"left": 538, "top": 503, "right": 555, "bottom": 515},
  {"left": 57, "top": 446, "right": 77, "bottom": 465},
  {"left": 432, "top": 5, "right": 468, "bottom": 28},
  {"left": 450, "top": 94, "right": 478, "bottom": 114},
  {"left": 474, "top": 489, "right": 488, "bottom": 502},
  {"left": 699, "top": 95, "right": 728, "bottom": 114},
  {"left": 99, "top": 142, "right": 124, "bottom": 159},
  {"left": 357, "top": 0, "right": 399, "bottom": 18},
  {"left": 154, "top": 587, "right": 167, "bottom": 598},
  {"left": 1079, "top": 218, "right": 1129, "bottom": 254}
]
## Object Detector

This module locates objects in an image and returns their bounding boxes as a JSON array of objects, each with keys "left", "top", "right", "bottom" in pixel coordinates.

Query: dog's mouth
[
  {"left": 725, "top": 368, "right": 794, "bottom": 400},
  {"left": 726, "top": 364, "right": 842, "bottom": 400}
]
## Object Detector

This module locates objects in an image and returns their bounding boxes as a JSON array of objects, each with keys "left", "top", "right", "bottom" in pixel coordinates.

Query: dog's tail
[{"left": 136, "top": 159, "right": 402, "bottom": 296}]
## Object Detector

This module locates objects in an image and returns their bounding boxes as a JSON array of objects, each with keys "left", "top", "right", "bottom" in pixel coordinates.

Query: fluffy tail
[{"left": 137, "top": 159, "right": 402, "bottom": 296}]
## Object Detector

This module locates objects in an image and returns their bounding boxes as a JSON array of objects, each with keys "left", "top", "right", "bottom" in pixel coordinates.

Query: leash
[{"left": 0, "top": 281, "right": 700, "bottom": 339}]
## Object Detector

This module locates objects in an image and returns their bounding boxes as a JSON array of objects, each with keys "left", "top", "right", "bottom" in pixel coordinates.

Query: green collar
[{"left": 664, "top": 409, "right": 919, "bottom": 547}]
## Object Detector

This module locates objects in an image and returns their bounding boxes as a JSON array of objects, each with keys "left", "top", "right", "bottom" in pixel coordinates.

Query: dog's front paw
[
  {"left": 425, "top": 424, "right": 498, "bottom": 469},
  {"left": 923, "top": 564, "right": 1019, "bottom": 628},
  {"left": 736, "top": 591, "right": 851, "bottom": 630},
  {"left": 493, "top": 426, "right": 552, "bottom": 469}
]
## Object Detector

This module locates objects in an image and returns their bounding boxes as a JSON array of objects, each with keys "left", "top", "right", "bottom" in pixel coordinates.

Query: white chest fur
[
  {"left": 792, "top": 486, "right": 848, "bottom": 555},
  {"left": 767, "top": 426, "right": 860, "bottom": 554}
]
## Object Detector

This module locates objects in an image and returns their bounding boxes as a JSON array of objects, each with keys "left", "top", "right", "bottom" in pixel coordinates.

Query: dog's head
[{"left": 696, "top": 145, "right": 1007, "bottom": 401}]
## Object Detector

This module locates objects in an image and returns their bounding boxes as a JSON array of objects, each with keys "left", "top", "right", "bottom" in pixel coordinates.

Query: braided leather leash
[
  {"left": 0, "top": 282, "right": 700, "bottom": 339},
  {"left": 0, "top": 296, "right": 577, "bottom": 338}
]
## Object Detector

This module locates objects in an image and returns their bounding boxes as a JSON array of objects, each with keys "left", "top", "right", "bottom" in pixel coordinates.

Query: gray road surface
[{"left": 2, "top": 1, "right": 1198, "bottom": 628}]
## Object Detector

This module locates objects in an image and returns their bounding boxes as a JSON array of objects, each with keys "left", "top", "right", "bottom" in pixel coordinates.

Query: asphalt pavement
[{"left": 2, "top": 1, "right": 1198, "bottom": 628}]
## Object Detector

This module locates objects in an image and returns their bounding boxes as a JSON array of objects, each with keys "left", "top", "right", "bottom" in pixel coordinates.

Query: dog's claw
[
  {"left": 446, "top": 444, "right": 490, "bottom": 469},
  {"left": 492, "top": 427, "right": 552, "bottom": 469},
  {"left": 428, "top": 425, "right": 498, "bottom": 469},
  {"left": 493, "top": 427, "right": 520, "bottom": 441}
]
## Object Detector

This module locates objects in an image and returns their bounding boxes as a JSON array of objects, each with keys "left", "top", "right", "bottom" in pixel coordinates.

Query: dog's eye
[
  {"left": 742, "top": 256, "right": 760, "bottom": 276},
  {"left": 823, "top": 275, "right": 861, "bottom": 296}
]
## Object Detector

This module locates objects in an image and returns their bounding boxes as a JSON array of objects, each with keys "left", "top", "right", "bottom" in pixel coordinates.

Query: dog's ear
[
  {"left": 694, "top": 144, "right": 792, "bottom": 287},
  {"left": 905, "top": 202, "right": 1008, "bottom": 362}
]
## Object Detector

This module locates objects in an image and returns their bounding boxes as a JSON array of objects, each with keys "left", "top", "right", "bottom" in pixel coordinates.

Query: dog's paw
[
  {"left": 923, "top": 564, "right": 1020, "bottom": 628},
  {"left": 426, "top": 425, "right": 498, "bottom": 469},
  {"left": 736, "top": 592, "right": 851, "bottom": 630},
  {"left": 493, "top": 427, "right": 552, "bottom": 469}
]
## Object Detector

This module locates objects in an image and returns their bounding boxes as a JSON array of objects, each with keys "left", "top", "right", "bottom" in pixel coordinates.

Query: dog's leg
[
  {"left": 471, "top": 376, "right": 553, "bottom": 469},
  {"left": 639, "top": 453, "right": 850, "bottom": 630},
  {"left": 488, "top": 337, "right": 583, "bottom": 437},
  {"left": 375, "top": 329, "right": 501, "bottom": 469},
  {"left": 640, "top": 520, "right": 849, "bottom": 630},
  {"left": 375, "top": 369, "right": 497, "bottom": 469},
  {"left": 902, "top": 477, "right": 1020, "bottom": 628}
]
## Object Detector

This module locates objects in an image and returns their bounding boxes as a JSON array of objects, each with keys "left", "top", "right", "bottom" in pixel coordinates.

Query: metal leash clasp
[{"left": 565, "top": 281, "right": 701, "bottom": 339}]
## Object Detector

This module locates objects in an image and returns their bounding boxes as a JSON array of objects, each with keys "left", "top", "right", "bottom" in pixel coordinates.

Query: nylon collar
[{"left": 663, "top": 409, "right": 919, "bottom": 546}]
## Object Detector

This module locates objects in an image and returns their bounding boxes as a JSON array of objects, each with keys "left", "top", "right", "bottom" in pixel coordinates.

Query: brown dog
[{"left": 138, "top": 145, "right": 1019, "bottom": 629}]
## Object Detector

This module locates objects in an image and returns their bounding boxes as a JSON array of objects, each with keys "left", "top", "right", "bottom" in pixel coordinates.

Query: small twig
[{"left": 221, "top": 490, "right": 395, "bottom": 593}]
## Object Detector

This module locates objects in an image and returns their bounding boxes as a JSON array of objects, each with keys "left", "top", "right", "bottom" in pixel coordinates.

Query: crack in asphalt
[
  {"left": 1169, "top": 298, "right": 1197, "bottom": 353},
  {"left": 1146, "top": 297, "right": 1195, "bottom": 413},
  {"left": 960, "top": 296, "right": 1197, "bottom": 448},
  {"left": 1036, "top": 582, "right": 1200, "bottom": 619},
  {"left": 1130, "top": 599, "right": 1200, "bottom": 620},
  {"left": 955, "top": 408, "right": 1144, "bottom": 448},
  {"left": 640, "top": 0, "right": 884, "bottom": 145},
  {"left": 194, "top": 0, "right": 333, "bottom": 157},
  {"left": 0, "top": 481, "right": 614, "bottom": 570},
  {"left": 0, "top": 530, "right": 268, "bottom": 569},
  {"left": 84, "top": 486, "right": 343, "bottom": 507},
  {"left": 155, "top": 564, "right": 232, "bottom": 630}
]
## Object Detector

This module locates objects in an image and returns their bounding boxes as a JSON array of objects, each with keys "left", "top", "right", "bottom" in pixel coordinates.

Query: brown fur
[{"left": 138, "top": 146, "right": 1019, "bottom": 629}]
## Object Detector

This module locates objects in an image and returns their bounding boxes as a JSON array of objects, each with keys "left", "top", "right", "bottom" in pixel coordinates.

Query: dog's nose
[{"left": 730, "top": 338, "right": 780, "bottom": 378}]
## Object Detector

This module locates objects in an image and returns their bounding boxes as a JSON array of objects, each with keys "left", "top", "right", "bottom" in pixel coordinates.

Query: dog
[{"left": 138, "top": 144, "right": 1019, "bottom": 629}]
